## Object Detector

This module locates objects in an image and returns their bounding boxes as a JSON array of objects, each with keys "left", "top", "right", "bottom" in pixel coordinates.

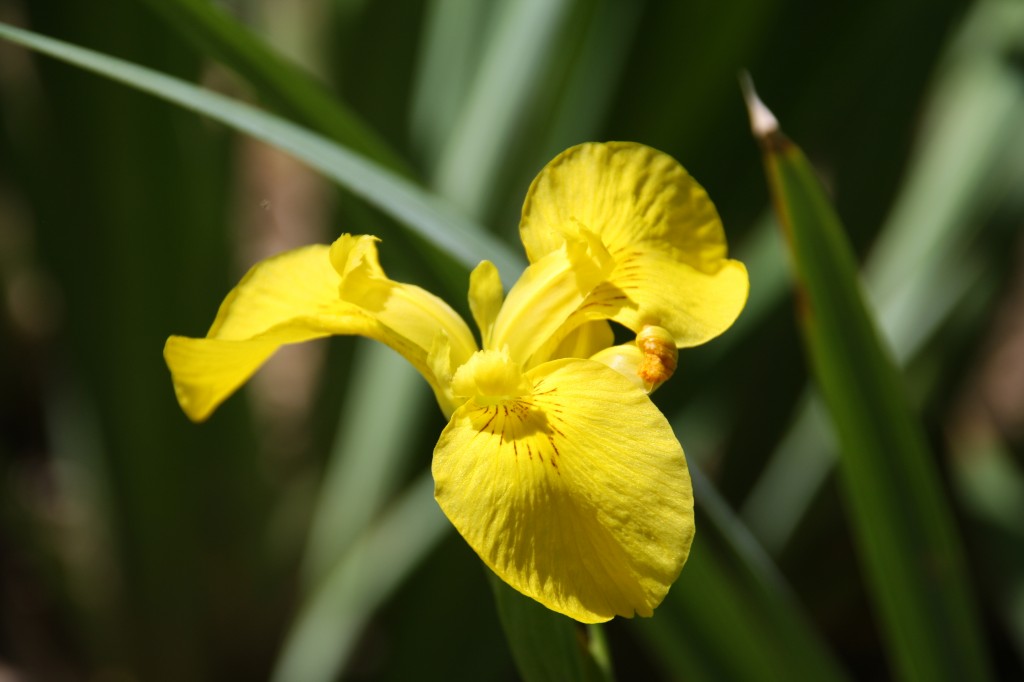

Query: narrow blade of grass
[
  {"left": 951, "top": 431, "right": 1024, "bottom": 658},
  {"left": 743, "top": 77, "right": 992, "bottom": 681},
  {"left": 271, "top": 473, "right": 450, "bottom": 682},
  {"left": 430, "top": 0, "right": 574, "bottom": 219},
  {"left": 0, "top": 21, "right": 524, "bottom": 280},
  {"left": 409, "top": 0, "right": 495, "bottom": 166},
  {"left": 140, "top": 0, "right": 411, "bottom": 174},
  {"left": 299, "top": 342, "right": 429, "bottom": 587}
]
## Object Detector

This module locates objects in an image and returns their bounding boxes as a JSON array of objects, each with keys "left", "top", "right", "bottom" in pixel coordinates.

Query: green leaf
[
  {"left": 140, "top": 0, "right": 412, "bottom": 174},
  {"left": 430, "top": 0, "right": 575, "bottom": 219},
  {"left": 410, "top": 0, "right": 495, "bottom": 166},
  {"left": 743, "top": 77, "right": 993, "bottom": 681},
  {"left": 271, "top": 473, "right": 451, "bottom": 682},
  {"left": 0, "top": 21, "right": 524, "bottom": 280},
  {"left": 488, "top": 574, "right": 608, "bottom": 682},
  {"left": 632, "top": 464, "right": 850, "bottom": 682},
  {"left": 741, "top": 0, "right": 1024, "bottom": 552},
  {"left": 299, "top": 342, "right": 430, "bottom": 588}
]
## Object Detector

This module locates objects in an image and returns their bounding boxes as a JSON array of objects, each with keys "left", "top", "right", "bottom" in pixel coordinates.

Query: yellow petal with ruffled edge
[
  {"left": 519, "top": 141, "right": 748, "bottom": 348},
  {"left": 327, "top": 235, "right": 478, "bottom": 399},
  {"left": 165, "top": 235, "right": 477, "bottom": 422},
  {"left": 432, "top": 357, "right": 693, "bottom": 622}
]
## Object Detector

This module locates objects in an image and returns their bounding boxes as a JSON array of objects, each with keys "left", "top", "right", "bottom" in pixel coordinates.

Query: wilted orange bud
[{"left": 636, "top": 326, "right": 677, "bottom": 391}]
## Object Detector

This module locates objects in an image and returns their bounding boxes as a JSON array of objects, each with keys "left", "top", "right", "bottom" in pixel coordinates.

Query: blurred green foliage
[{"left": 0, "top": 0, "right": 1022, "bottom": 680}]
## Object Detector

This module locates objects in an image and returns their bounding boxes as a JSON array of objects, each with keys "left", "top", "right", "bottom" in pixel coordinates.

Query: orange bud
[{"left": 636, "top": 326, "right": 678, "bottom": 391}]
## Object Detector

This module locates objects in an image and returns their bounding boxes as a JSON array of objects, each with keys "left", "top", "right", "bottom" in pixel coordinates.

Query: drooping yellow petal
[
  {"left": 518, "top": 141, "right": 748, "bottom": 346},
  {"left": 165, "top": 235, "right": 477, "bottom": 422},
  {"left": 328, "top": 235, "right": 478, "bottom": 374},
  {"left": 432, "top": 358, "right": 693, "bottom": 623},
  {"left": 165, "top": 310, "right": 384, "bottom": 422}
]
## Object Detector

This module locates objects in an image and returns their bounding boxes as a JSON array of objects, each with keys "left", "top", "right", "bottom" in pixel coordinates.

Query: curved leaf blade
[
  {"left": 139, "top": 0, "right": 412, "bottom": 174},
  {"left": 0, "top": 21, "right": 524, "bottom": 280}
]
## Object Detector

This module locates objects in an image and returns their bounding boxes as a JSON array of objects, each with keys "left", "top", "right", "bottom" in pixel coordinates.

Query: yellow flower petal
[
  {"left": 519, "top": 141, "right": 749, "bottom": 346},
  {"left": 548, "top": 320, "right": 614, "bottom": 360},
  {"left": 468, "top": 261, "right": 504, "bottom": 348},
  {"left": 588, "top": 326, "right": 677, "bottom": 393},
  {"left": 165, "top": 311, "right": 380, "bottom": 422},
  {"left": 165, "top": 235, "right": 477, "bottom": 421},
  {"left": 589, "top": 342, "right": 646, "bottom": 391},
  {"left": 432, "top": 358, "right": 694, "bottom": 623},
  {"left": 584, "top": 251, "right": 749, "bottom": 348},
  {"left": 329, "top": 235, "right": 478, "bottom": 373},
  {"left": 489, "top": 231, "right": 612, "bottom": 365}
]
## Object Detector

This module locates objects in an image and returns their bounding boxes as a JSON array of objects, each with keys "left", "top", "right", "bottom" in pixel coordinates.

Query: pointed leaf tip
[{"left": 739, "top": 71, "right": 779, "bottom": 140}]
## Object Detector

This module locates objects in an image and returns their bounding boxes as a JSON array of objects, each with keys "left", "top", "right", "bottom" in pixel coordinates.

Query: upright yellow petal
[
  {"left": 489, "top": 230, "right": 613, "bottom": 366},
  {"left": 165, "top": 235, "right": 477, "bottom": 422},
  {"left": 468, "top": 261, "right": 504, "bottom": 348},
  {"left": 432, "top": 358, "right": 693, "bottom": 623},
  {"left": 518, "top": 141, "right": 748, "bottom": 346},
  {"left": 548, "top": 320, "right": 614, "bottom": 361}
]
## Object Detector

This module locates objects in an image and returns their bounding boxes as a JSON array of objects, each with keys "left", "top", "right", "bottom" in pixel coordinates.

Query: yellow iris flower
[{"left": 164, "top": 142, "right": 748, "bottom": 623}]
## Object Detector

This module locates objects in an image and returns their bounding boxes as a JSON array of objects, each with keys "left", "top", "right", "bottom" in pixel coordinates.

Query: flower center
[{"left": 451, "top": 349, "right": 533, "bottom": 405}]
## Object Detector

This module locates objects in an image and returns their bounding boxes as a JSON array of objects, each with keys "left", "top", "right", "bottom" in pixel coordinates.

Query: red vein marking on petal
[
  {"left": 511, "top": 416, "right": 521, "bottom": 459},
  {"left": 548, "top": 435, "right": 561, "bottom": 460}
]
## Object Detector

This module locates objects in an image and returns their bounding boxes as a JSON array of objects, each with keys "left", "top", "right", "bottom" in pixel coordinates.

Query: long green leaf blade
[
  {"left": 431, "top": 0, "right": 574, "bottom": 219},
  {"left": 271, "top": 474, "right": 450, "bottom": 682},
  {"left": 488, "top": 574, "right": 605, "bottom": 682},
  {"left": 0, "top": 21, "right": 523, "bottom": 279},
  {"left": 140, "top": 0, "right": 411, "bottom": 174},
  {"left": 633, "top": 464, "right": 850, "bottom": 682},
  {"left": 743, "top": 78, "right": 992, "bottom": 681}
]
